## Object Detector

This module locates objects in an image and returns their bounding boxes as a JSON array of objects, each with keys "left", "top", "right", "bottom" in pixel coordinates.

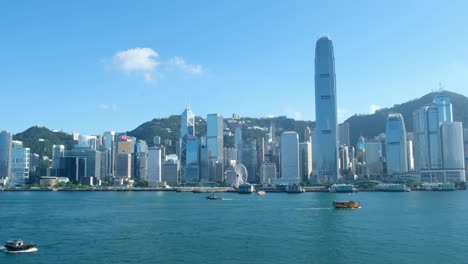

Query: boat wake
[{"left": 295, "top": 207, "right": 332, "bottom": 211}]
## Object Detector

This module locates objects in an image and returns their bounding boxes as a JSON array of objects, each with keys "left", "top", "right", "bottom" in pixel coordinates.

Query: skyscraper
[
  {"left": 180, "top": 107, "right": 196, "bottom": 182},
  {"left": 0, "top": 130, "right": 12, "bottom": 180},
  {"left": 440, "top": 122, "right": 465, "bottom": 181},
  {"left": 338, "top": 123, "right": 350, "bottom": 146},
  {"left": 364, "top": 141, "right": 382, "bottom": 176},
  {"left": 299, "top": 141, "right": 312, "bottom": 183},
  {"left": 280, "top": 131, "right": 300, "bottom": 184},
  {"left": 52, "top": 145, "right": 65, "bottom": 169},
  {"left": 148, "top": 146, "right": 162, "bottom": 186},
  {"left": 314, "top": 36, "right": 339, "bottom": 182},
  {"left": 10, "top": 141, "right": 30, "bottom": 186},
  {"left": 207, "top": 113, "right": 223, "bottom": 162},
  {"left": 385, "top": 113, "right": 408, "bottom": 175},
  {"left": 135, "top": 140, "right": 148, "bottom": 181},
  {"left": 185, "top": 136, "right": 200, "bottom": 182}
]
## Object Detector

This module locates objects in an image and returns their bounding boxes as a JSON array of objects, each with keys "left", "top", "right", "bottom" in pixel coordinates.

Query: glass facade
[
  {"left": 385, "top": 113, "right": 408, "bottom": 175},
  {"left": 280, "top": 131, "right": 300, "bottom": 184},
  {"left": 185, "top": 136, "right": 199, "bottom": 182},
  {"left": 314, "top": 36, "right": 339, "bottom": 182}
]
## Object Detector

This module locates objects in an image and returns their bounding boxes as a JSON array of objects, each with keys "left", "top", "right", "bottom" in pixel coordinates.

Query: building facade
[
  {"left": 313, "top": 36, "right": 339, "bottom": 182},
  {"left": 280, "top": 131, "right": 300, "bottom": 184},
  {"left": 385, "top": 113, "right": 408, "bottom": 175}
]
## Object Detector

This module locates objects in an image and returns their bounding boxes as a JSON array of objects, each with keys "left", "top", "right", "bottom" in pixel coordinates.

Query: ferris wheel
[{"left": 226, "top": 164, "right": 248, "bottom": 188}]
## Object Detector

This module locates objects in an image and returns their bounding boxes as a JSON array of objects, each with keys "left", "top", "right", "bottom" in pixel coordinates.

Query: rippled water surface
[{"left": 1, "top": 191, "right": 467, "bottom": 264}]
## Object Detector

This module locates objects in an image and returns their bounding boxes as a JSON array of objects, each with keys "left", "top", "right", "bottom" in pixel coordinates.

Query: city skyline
[{"left": 2, "top": 1, "right": 468, "bottom": 134}]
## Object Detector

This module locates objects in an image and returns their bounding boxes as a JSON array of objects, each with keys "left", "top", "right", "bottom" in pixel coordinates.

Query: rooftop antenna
[{"left": 438, "top": 82, "right": 445, "bottom": 92}]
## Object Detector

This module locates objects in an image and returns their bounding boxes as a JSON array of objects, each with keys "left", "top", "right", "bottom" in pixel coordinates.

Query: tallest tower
[{"left": 314, "top": 36, "right": 339, "bottom": 182}]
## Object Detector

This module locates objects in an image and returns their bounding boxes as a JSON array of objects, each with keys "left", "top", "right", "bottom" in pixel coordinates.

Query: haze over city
[{"left": 1, "top": 1, "right": 468, "bottom": 134}]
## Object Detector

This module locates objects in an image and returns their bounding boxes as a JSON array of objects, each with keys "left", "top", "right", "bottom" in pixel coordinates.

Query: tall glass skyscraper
[
  {"left": 0, "top": 130, "right": 12, "bottom": 179},
  {"left": 180, "top": 107, "right": 196, "bottom": 182},
  {"left": 280, "top": 132, "right": 300, "bottom": 184},
  {"left": 207, "top": 113, "right": 223, "bottom": 162},
  {"left": 313, "top": 36, "right": 339, "bottom": 182},
  {"left": 385, "top": 113, "right": 408, "bottom": 175}
]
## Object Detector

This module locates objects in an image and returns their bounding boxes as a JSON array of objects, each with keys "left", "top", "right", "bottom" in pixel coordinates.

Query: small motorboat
[
  {"left": 256, "top": 190, "right": 266, "bottom": 196},
  {"left": 4, "top": 240, "right": 38, "bottom": 253},
  {"left": 333, "top": 200, "right": 361, "bottom": 209},
  {"left": 206, "top": 193, "right": 223, "bottom": 200}
]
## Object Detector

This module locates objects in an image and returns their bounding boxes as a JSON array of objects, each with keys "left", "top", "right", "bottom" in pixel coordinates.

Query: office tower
[
  {"left": 117, "top": 137, "right": 133, "bottom": 154},
  {"left": 242, "top": 140, "right": 257, "bottom": 183},
  {"left": 260, "top": 162, "right": 277, "bottom": 184},
  {"left": 9, "top": 141, "right": 30, "bottom": 186},
  {"left": 224, "top": 147, "right": 237, "bottom": 167},
  {"left": 148, "top": 146, "right": 162, "bottom": 186},
  {"left": 116, "top": 153, "right": 132, "bottom": 179},
  {"left": 207, "top": 113, "right": 223, "bottom": 162},
  {"left": 338, "top": 123, "right": 350, "bottom": 146},
  {"left": 235, "top": 127, "right": 243, "bottom": 162},
  {"left": 185, "top": 136, "right": 200, "bottom": 182},
  {"left": 135, "top": 140, "right": 148, "bottom": 181},
  {"left": 339, "top": 145, "right": 350, "bottom": 175},
  {"left": 385, "top": 113, "right": 408, "bottom": 175},
  {"left": 356, "top": 136, "right": 366, "bottom": 163},
  {"left": 0, "top": 130, "right": 12, "bottom": 179},
  {"left": 304, "top": 127, "right": 312, "bottom": 143},
  {"left": 180, "top": 107, "right": 196, "bottom": 182},
  {"left": 432, "top": 95, "right": 453, "bottom": 122},
  {"left": 199, "top": 145, "right": 210, "bottom": 182},
  {"left": 365, "top": 141, "right": 382, "bottom": 176},
  {"left": 181, "top": 106, "right": 195, "bottom": 137},
  {"left": 52, "top": 145, "right": 65, "bottom": 169},
  {"left": 162, "top": 160, "right": 179, "bottom": 185},
  {"left": 103, "top": 131, "right": 116, "bottom": 179},
  {"left": 299, "top": 141, "right": 312, "bottom": 183},
  {"left": 258, "top": 138, "right": 265, "bottom": 165},
  {"left": 314, "top": 36, "right": 339, "bottom": 182},
  {"left": 209, "top": 160, "right": 224, "bottom": 183},
  {"left": 61, "top": 149, "right": 102, "bottom": 183},
  {"left": 77, "top": 135, "right": 97, "bottom": 150},
  {"left": 407, "top": 139, "right": 415, "bottom": 171},
  {"left": 440, "top": 122, "right": 465, "bottom": 181},
  {"left": 464, "top": 128, "right": 468, "bottom": 173},
  {"left": 280, "top": 131, "right": 300, "bottom": 184}
]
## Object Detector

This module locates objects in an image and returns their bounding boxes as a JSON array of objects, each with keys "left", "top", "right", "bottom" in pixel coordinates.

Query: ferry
[
  {"left": 238, "top": 184, "right": 254, "bottom": 194},
  {"left": 4, "top": 240, "right": 38, "bottom": 253},
  {"left": 329, "top": 184, "right": 356, "bottom": 193},
  {"left": 206, "top": 193, "right": 223, "bottom": 200},
  {"left": 421, "top": 182, "right": 455, "bottom": 191},
  {"left": 333, "top": 200, "right": 361, "bottom": 209}
]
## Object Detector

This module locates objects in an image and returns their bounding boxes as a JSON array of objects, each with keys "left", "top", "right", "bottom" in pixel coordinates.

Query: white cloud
[
  {"left": 98, "top": 104, "right": 117, "bottom": 111},
  {"left": 112, "top": 48, "right": 159, "bottom": 81},
  {"left": 370, "top": 104, "right": 381, "bottom": 114},
  {"left": 168, "top": 56, "right": 203, "bottom": 75}
]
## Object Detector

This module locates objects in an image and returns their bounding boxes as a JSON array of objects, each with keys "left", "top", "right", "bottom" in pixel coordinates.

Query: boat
[
  {"left": 375, "top": 183, "right": 411, "bottom": 192},
  {"left": 206, "top": 193, "right": 223, "bottom": 200},
  {"left": 4, "top": 240, "right": 38, "bottom": 253},
  {"left": 238, "top": 184, "right": 254, "bottom": 194},
  {"left": 256, "top": 190, "right": 266, "bottom": 196},
  {"left": 333, "top": 200, "right": 361, "bottom": 209}
]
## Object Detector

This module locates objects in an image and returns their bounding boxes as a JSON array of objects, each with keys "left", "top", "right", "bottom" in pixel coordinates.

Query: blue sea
[{"left": 1, "top": 191, "right": 467, "bottom": 264}]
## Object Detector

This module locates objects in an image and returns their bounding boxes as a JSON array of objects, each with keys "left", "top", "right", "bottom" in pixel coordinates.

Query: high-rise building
[
  {"left": 181, "top": 106, "right": 195, "bottom": 138},
  {"left": 338, "top": 123, "right": 350, "bottom": 146},
  {"left": 10, "top": 141, "right": 30, "bottom": 186},
  {"left": 61, "top": 149, "right": 102, "bottom": 183},
  {"left": 185, "top": 136, "right": 199, "bottom": 182},
  {"left": 299, "top": 141, "right": 312, "bottom": 183},
  {"left": 365, "top": 141, "right": 382, "bottom": 176},
  {"left": 313, "top": 36, "right": 339, "bottom": 182},
  {"left": 207, "top": 114, "right": 223, "bottom": 162},
  {"left": 407, "top": 139, "right": 415, "bottom": 171},
  {"left": 162, "top": 159, "right": 179, "bottom": 185},
  {"left": 339, "top": 145, "right": 350, "bottom": 175},
  {"left": 234, "top": 127, "right": 243, "bottom": 163},
  {"left": 304, "top": 127, "right": 312, "bottom": 143},
  {"left": 180, "top": 107, "right": 196, "bottom": 182},
  {"left": 260, "top": 162, "right": 277, "bottom": 184},
  {"left": 148, "top": 146, "right": 162, "bottom": 186},
  {"left": 199, "top": 145, "right": 210, "bottom": 182},
  {"left": 0, "top": 130, "right": 12, "bottom": 180},
  {"left": 280, "top": 131, "right": 300, "bottom": 184},
  {"left": 464, "top": 128, "right": 468, "bottom": 174},
  {"left": 134, "top": 140, "right": 148, "bottom": 181},
  {"left": 103, "top": 131, "right": 116, "bottom": 179},
  {"left": 242, "top": 140, "right": 257, "bottom": 183},
  {"left": 385, "top": 113, "right": 408, "bottom": 175},
  {"left": 115, "top": 153, "right": 131, "bottom": 179},
  {"left": 440, "top": 122, "right": 465, "bottom": 181},
  {"left": 52, "top": 145, "right": 65, "bottom": 169}
]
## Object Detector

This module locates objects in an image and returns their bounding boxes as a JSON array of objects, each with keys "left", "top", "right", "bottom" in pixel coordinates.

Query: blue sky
[{"left": 1, "top": 0, "right": 467, "bottom": 135}]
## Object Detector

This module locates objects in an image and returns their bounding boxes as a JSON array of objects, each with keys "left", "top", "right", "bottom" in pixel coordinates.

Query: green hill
[{"left": 13, "top": 126, "right": 74, "bottom": 158}]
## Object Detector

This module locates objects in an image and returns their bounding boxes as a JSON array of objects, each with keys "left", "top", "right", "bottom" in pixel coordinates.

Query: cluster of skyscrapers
[{"left": 0, "top": 36, "right": 466, "bottom": 187}]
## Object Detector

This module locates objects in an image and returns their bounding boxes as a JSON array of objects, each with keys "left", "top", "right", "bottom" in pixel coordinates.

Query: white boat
[
  {"left": 329, "top": 184, "right": 355, "bottom": 193},
  {"left": 375, "top": 183, "right": 411, "bottom": 192},
  {"left": 4, "top": 240, "right": 38, "bottom": 253}
]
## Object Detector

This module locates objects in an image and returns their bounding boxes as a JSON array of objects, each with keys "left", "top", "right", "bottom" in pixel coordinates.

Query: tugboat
[
  {"left": 4, "top": 240, "right": 38, "bottom": 253},
  {"left": 333, "top": 200, "right": 361, "bottom": 209},
  {"left": 206, "top": 192, "right": 223, "bottom": 200}
]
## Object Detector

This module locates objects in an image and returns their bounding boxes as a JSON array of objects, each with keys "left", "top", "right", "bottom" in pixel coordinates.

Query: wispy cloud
[
  {"left": 370, "top": 104, "right": 381, "bottom": 114},
  {"left": 168, "top": 56, "right": 203, "bottom": 75},
  {"left": 98, "top": 104, "right": 118, "bottom": 111}
]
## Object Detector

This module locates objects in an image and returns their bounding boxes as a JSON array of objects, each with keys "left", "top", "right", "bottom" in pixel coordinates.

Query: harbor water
[{"left": 1, "top": 191, "right": 467, "bottom": 264}]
